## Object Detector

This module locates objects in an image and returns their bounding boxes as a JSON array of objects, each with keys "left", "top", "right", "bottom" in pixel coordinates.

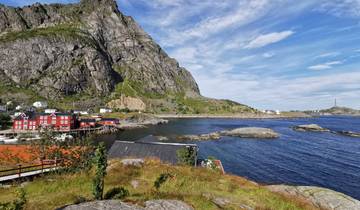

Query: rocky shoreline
[
  {"left": 176, "top": 127, "right": 279, "bottom": 141},
  {"left": 267, "top": 185, "right": 360, "bottom": 210},
  {"left": 156, "top": 112, "right": 310, "bottom": 119}
]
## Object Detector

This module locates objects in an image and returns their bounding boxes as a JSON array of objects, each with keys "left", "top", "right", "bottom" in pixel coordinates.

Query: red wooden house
[
  {"left": 38, "top": 113, "right": 77, "bottom": 131},
  {"left": 13, "top": 112, "right": 77, "bottom": 131},
  {"left": 98, "top": 118, "right": 119, "bottom": 126},
  {"left": 79, "top": 119, "right": 96, "bottom": 128},
  {"left": 13, "top": 112, "right": 38, "bottom": 131}
]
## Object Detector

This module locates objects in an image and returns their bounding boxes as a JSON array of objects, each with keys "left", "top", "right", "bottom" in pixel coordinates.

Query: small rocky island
[
  {"left": 177, "top": 127, "right": 279, "bottom": 141},
  {"left": 293, "top": 124, "right": 330, "bottom": 132}
]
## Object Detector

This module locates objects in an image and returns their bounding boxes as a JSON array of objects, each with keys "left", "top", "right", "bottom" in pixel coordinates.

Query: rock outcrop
[
  {"left": 267, "top": 185, "right": 360, "bottom": 210},
  {"left": 336, "top": 131, "right": 360, "bottom": 138},
  {"left": 60, "top": 200, "right": 193, "bottom": 210},
  {"left": 176, "top": 127, "right": 279, "bottom": 141},
  {"left": 108, "top": 96, "right": 146, "bottom": 111},
  {"left": 0, "top": 0, "right": 199, "bottom": 102},
  {"left": 293, "top": 124, "right": 329, "bottom": 132},
  {"left": 177, "top": 132, "right": 221, "bottom": 141},
  {"left": 220, "top": 127, "right": 279, "bottom": 139}
]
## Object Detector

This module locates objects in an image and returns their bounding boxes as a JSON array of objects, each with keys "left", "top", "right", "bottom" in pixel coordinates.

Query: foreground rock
[
  {"left": 336, "top": 131, "right": 360, "bottom": 138},
  {"left": 267, "top": 185, "right": 360, "bottom": 210},
  {"left": 61, "top": 200, "right": 193, "bottom": 210},
  {"left": 220, "top": 127, "right": 279, "bottom": 139},
  {"left": 293, "top": 124, "right": 329, "bottom": 132}
]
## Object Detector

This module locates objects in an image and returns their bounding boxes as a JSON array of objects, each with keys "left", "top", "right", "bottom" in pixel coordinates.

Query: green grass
[
  {"left": 0, "top": 24, "right": 95, "bottom": 47},
  {"left": 0, "top": 159, "right": 317, "bottom": 210}
]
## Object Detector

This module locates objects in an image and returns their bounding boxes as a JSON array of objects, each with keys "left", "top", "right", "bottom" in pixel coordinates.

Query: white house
[
  {"left": 33, "top": 101, "right": 48, "bottom": 109},
  {"left": 44, "top": 109, "right": 57, "bottom": 114},
  {"left": 0, "top": 105, "right": 6, "bottom": 112},
  {"left": 74, "top": 110, "right": 89, "bottom": 115},
  {"left": 100, "top": 108, "right": 113, "bottom": 114},
  {"left": 15, "top": 105, "right": 23, "bottom": 110}
]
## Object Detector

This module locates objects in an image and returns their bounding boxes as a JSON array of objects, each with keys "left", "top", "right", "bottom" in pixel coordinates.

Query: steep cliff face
[{"left": 0, "top": 0, "right": 199, "bottom": 102}]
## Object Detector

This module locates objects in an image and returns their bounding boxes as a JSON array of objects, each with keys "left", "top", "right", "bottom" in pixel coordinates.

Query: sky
[{"left": 2, "top": 0, "right": 360, "bottom": 111}]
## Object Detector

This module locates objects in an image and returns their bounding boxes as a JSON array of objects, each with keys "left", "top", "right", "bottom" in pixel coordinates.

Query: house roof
[
  {"left": 108, "top": 136, "right": 198, "bottom": 165},
  {"left": 101, "top": 118, "right": 118, "bottom": 121},
  {"left": 14, "top": 112, "right": 37, "bottom": 121},
  {"left": 80, "top": 119, "right": 96, "bottom": 123}
]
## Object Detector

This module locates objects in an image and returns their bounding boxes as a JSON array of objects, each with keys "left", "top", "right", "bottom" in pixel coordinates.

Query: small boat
[
  {"left": 55, "top": 134, "right": 74, "bottom": 141},
  {"left": 3, "top": 137, "right": 18, "bottom": 144}
]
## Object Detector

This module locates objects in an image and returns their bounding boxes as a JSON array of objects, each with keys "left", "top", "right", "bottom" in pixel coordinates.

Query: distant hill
[{"left": 306, "top": 106, "right": 360, "bottom": 116}]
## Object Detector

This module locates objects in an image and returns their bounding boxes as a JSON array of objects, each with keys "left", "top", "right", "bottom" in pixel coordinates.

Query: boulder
[
  {"left": 145, "top": 200, "right": 194, "bottom": 210},
  {"left": 336, "top": 131, "right": 360, "bottom": 138},
  {"left": 267, "top": 185, "right": 360, "bottom": 210},
  {"left": 220, "top": 127, "right": 279, "bottom": 139},
  {"left": 121, "top": 159, "right": 144, "bottom": 167},
  {"left": 293, "top": 124, "right": 329, "bottom": 132},
  {"left": 60, "top": 200, "right": 143, "bottom": 210},
  {"left": 60, "top": 200, "right": 193, "bottom": 210}
]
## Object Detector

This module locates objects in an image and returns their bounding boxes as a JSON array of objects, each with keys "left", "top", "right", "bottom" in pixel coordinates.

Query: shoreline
[{"left": 155, "top": 113, "right": 311, "bottom": 119}]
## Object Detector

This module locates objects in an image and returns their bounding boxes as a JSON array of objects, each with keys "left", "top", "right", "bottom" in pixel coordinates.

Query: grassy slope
[{"left": 0, "top": 159, "right": 317, "bottom": 210}]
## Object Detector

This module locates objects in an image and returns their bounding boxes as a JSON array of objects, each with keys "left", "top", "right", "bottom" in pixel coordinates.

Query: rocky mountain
[{"left": 0, "top": 0, "right": 254, "bottom": 114}]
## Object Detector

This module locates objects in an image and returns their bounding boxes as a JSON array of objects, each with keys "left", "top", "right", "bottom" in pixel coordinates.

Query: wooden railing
[{"left": 0, "top": 158, "right": 62, "bottom": 179}]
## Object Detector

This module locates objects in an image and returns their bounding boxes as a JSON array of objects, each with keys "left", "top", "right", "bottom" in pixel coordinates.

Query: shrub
[
  {"left": 92, "top": 143, "right": 107, "bottom": 200},
  {"left": 176, "top": 147, "right": 196, "bottom": 166},
  {"left": 104, "top": 187, "right": 129, "bottom": 200},
  {"left": 154, "top": 173, "right": 173, "bottom": 190},
  {"left": 0, "top": 188, "right": 27, "bottom": 210}
]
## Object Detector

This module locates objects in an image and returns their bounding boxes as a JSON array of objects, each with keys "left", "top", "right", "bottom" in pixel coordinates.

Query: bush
[
  {"left": 176, "top": 147, "right": 196, "bottom": 166},
  {"left": 0, "top": 113, "right": 11, "bottom": 130},
  {"left": 92, "top": 143, "right": 108, "bottom": 200},
  {"left": 0, "top": 188, "right": 27, "bottom": 210},
  {"left": 154, "top": 173, "right": 173, "bottom": 190},
  {"left": 104, "top": 187, "right": 129, "bottom": 200}
]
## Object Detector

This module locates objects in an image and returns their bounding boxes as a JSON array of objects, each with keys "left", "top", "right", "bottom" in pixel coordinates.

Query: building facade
[{"left": 13, "top": 112, "right": 77, "bottom": 131}]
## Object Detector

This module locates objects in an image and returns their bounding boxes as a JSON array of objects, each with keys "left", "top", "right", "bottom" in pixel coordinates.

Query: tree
[
  {"left": 0, "top": 113, "right": 11, "bottom": 130},
  {"left": 176, "top": 147, "right": 196, "bottom": 166},
  {"left": 92, "top": 142, "right": 107, "bottom": 200}
]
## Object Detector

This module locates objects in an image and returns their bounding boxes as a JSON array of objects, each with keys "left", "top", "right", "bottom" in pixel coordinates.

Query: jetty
[{"left": 0, "top": 159, "right": 62, "bottom": 183}]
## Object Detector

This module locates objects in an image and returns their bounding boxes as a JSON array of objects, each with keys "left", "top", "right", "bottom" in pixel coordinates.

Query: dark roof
[
  {"left": 101, "top": 118, "right": 118, "bottom": 121},
  {"left": 80, "top": 118, "right": 96, "bottom": 122},
  {"left": 108, "top": 137, "right": 198, "bottom": 165},
  {"left": 38, "top": 112, "right": 73, "bottom": 116},
  {"left": 14, "top": 112, "right": 37, "bottom": 121}
]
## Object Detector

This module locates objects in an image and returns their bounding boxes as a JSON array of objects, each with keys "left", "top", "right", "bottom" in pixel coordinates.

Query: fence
[{"left": 0, "top": 158, "right": 62, "bottom": 181}]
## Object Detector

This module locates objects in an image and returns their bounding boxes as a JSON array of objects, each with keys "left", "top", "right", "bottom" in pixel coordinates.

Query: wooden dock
[{"left": 0, "top": 159, "right": 62, "bottom": 183}]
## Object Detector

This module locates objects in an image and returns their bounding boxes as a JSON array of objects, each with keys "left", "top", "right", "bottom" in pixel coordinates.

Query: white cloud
[
  {"left": 317, "top": 0, "right": 360, "bottom": 18},
  {"left": 244, "top": 31, "right": 294, "bottom": 49},
  {"left": 263, "top": 52, "right": 275, "bottom": 58},
  {"left": 316, "top": 52, "right": 340, "bottom": 58},
  {"left": 308, "top": 61, "right": 343, "bottom": 70}
]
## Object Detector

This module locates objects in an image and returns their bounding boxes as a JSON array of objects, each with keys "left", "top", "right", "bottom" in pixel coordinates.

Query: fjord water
[{"left": 100, "top": 116, "right": 360, "bottom": 200}]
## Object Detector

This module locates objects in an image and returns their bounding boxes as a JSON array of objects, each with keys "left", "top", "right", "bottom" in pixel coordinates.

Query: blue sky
[{"left": 3, "top": 0, "right": 360, "bottom": 110}]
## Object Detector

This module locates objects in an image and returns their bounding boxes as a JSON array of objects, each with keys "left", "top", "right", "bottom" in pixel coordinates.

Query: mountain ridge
[{"left": 0, "top": 0, "right": 255, "bottom": 114}]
